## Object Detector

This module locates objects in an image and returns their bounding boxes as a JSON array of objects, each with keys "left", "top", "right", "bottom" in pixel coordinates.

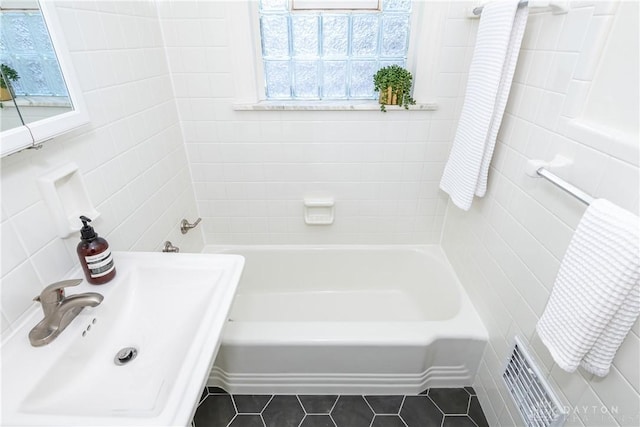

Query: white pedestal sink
[{"left": 1, "top": 252, "right": 244, "bottom": 426}]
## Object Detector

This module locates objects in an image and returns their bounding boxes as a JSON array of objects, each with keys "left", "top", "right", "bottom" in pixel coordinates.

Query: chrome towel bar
[
  {"left": 472, "top": 1, "right": 568, "bottom": 16},
  {"left": 536, "top": 168, "right": 594, "bottom": 205},
  {"left": 473, "top": 0, "right": 528, "bottom": 15}
]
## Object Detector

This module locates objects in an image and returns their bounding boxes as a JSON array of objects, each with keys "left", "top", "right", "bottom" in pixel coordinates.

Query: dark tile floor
[{"left": 194, "top": 387, "right": 489, "bottom": 427}]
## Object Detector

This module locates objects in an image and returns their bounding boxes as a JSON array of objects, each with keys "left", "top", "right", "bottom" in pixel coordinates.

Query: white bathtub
[{"left": 202, "top": 245, "right": 488, "bottom": 394}]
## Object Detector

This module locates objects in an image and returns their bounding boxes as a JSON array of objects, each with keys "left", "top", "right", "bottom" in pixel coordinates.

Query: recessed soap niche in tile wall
[{"left": 37, "top": 163, "right": 100, "bottom": 239}]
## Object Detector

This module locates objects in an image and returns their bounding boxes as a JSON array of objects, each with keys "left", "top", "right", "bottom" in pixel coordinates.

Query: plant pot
[
  {"left": 0, "top": 87, "right": 12, "bottom": 101},
  {"left": 378, "top": 86, "right": 400, "bottom": 106}
]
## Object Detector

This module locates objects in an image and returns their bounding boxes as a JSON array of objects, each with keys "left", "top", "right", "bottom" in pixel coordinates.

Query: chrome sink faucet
[{"left": 29, "top": 279, "right": 103, "bottom": 347}]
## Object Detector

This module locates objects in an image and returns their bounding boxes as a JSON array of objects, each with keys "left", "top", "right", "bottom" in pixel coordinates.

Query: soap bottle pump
[{"left": 77, "top": 215, "right": 116, "bottom": 285}]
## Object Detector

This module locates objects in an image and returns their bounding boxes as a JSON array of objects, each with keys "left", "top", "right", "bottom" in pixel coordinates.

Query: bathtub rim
[{"left": 202, "top": 244, "right": 489, "bottom": 345}]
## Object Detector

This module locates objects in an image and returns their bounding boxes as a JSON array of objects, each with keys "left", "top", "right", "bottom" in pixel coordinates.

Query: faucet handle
[
  {"left": 34, "top": 279, "right": 83, "bottom": 304},
  {"left": 180, "top": 217, "right": 202, "bottom": 234}
]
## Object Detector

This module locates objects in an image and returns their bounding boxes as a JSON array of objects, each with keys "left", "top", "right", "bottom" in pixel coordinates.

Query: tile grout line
[
  {"left": 398, "top": 395, "right": 407, "bottom": 415},
  {"left": 399, "top": 395, "right": 409, "bottom": 427},
  {"left": 296, "top": 395, "right": 306, "bottom": 427},
  {"left": 328, "top": 395, "right": 340, "bottom": 427},
  {"left": 224, "top": 413, "right": 237, "bottom": 427},
  {"left": 260, "top": 393, "right": 276, "bottom": 427},
  {"left": 427, "top": 393, "right": 446, "bottom": 427},
  {"left": 467, "top": 394, "right": 483, "bottom": 427},
  {"left": 225, "top": 392, "right": 240, "bottom": 427},
  {"left": 363, "top": 395, "right": 377, "bottom": 427}
]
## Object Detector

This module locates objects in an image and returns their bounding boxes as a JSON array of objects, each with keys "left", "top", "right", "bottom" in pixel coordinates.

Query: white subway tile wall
[
  {"left": 158, "top": 1, "right": 477, "bottom": 245},
  {"left": 0, "top": 1, "right": 203, "bottom": 335},
  {"left": 442, "top": 2, "right": 639, "bottom": 426}
]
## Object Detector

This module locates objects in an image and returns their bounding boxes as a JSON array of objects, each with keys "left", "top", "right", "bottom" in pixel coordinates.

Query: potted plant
[
  {"left": 1, "top": 64, "right": 19, "bottom": 101},
  {"left": 373, "top": 65, "right": 416, "bottom": 112}
]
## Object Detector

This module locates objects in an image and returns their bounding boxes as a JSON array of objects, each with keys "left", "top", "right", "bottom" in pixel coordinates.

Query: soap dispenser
[{"left": 77, "top": 215, "right": 116, "bottom": 285}]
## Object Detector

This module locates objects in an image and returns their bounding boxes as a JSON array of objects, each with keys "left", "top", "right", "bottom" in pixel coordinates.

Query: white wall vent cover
[{"left": 503, "top": 337, "right": 567, "bottom": 427}]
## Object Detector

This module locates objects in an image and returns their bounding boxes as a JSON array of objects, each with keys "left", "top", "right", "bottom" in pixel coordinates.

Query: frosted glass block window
[
  {"left": 259, "top": 0, "right": 411, "bottom": 100},
  {"left": 260, "top": 15, "right": 291, "bottom": 58},
  {"left": 322, "top": 16, "right": 349, "bottom": 57},
  {"left": 349, "top": 60, "right": 377, "bottom": 97},
  {"left": 0, "top": 12, "right": 67, "bottom": 97},
  {"left": 292, "top": 15, "right": 319, "bottom": 57},
  {"left": 350, "top": 15, "right": 379, "bottom": 57},
  {"left": 322, "top": 61, "right": 347, "bottom": 97},
  {"left": 381, "top": 15, "right": 410, "bottom": 56},
  {"left": 381, "top": 0, "right": 411, "bottom": 11},
  {"left": 264, "top": 61, "right": 292, "bottom": 98},
  {"left": 293, "top": 60, "right": 319, "bottom": 98}
]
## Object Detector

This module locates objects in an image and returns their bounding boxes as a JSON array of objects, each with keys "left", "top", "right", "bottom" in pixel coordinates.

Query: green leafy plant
[
  {"left": 0, "top": 64, "right": 19, "bottom": 90},
  {"left": 373, "top": 65, "right": 416, "bottom": 112}
]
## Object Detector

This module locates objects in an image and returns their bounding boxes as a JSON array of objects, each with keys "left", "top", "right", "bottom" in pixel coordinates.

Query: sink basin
[{"left": 1, "top": 252, "right": 244, "bottom": 426}]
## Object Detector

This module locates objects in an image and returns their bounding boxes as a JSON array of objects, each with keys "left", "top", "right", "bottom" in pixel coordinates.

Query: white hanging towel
[
  {"left": 537, "top": 199, "right": 640, "bottom": 377},
  {"left": 439, "top": 0, "right": 528, "bottom": 210}
]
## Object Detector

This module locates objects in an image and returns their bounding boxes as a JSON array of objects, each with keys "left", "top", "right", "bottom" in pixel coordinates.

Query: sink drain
[{"left": 114, "top": 347, "right": 138, "bottom": 365}]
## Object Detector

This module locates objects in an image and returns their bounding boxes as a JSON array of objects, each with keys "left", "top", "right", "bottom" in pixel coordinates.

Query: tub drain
[{"left": 114, "top": 347, "right": 138, "bottom": 365}]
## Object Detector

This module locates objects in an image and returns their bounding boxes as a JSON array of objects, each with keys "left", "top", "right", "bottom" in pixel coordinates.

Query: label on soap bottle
[{"left": 85, "top": 250, "right": 115, "bottom": 278}]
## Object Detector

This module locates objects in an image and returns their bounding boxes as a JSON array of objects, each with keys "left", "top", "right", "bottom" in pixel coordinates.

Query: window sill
[
  {"left": 0, "top": 96, "right": 72, "bottom": 108},
  {"left": 232, "top": 100, "right": 438, "bottom": 111}
]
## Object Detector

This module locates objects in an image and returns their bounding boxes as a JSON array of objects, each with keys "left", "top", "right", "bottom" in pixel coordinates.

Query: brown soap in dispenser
[{"left": 77, "top": 215, "right": 116, "bottom": 284}]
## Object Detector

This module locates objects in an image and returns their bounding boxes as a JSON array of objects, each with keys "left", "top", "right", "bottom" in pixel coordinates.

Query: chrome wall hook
[{"left": 180, "top": 217, "right": 201, "bottom": 234}]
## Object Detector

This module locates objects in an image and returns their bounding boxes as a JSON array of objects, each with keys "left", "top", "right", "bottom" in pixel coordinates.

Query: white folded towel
[
  {"left": 440, "top": 0, "right": 528, "bottom": 210},
  {"left": 537, "top": 199, "right": 640, "bottom": 377}
]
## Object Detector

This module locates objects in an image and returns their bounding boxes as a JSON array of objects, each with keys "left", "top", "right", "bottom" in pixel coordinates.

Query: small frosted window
[
  {"left": 259, "top": 0, "right": 411, "bottom": 100},
  {"left": 0, "top": 12, "right": 67, "bottom": 97}
]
